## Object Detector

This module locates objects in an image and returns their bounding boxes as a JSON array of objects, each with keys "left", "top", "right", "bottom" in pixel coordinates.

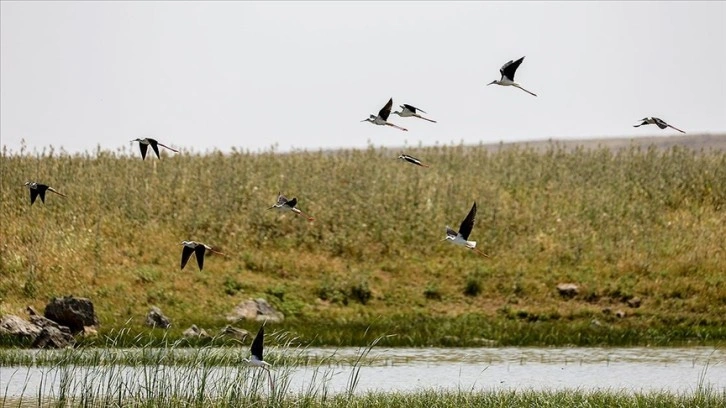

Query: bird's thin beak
[
  {"left": 360, "top": 119, "right": 368, "bottom": 122},
  {"left": 486, "top": 81, "right": 496, "bottom": 86}
]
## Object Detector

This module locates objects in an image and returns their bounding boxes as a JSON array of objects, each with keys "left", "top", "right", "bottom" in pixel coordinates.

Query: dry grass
[{"left": 1, "top": 135, "right": 726, "bottom": 346}]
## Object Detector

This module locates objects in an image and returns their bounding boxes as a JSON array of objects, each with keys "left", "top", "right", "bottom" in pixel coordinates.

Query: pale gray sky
[{"left": 1, "top": 1, "right": 725, "bottom": 155}]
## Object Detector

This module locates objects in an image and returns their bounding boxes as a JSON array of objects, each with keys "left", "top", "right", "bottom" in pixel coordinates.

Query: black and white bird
[
  {"left": 487, "top": 56, "right": 537, "bottom": 97},
  {"left": 244, "top": 325, "right": 274, "bottom": 390},
  {"left": 361, "top": 98, "right": 408, "bottom": 131},
  {"left": 633, "top": 117, "right": 685, "bottom": 134},
  {"left": 130, "top": 138, "right": 179, "bottom": 160},
  {"left": 397, "top": 154, "right": 429, "bottom": 168},
  {"left": 180, "top": 241, "right": 225, "bottom": 271},
  {"left": 445, "top": 202, "right": 488, "bottom": 257},
  {"left": 24, "top": 182, "right": 66, "bottom": 205},
  {"left": 269, "top": 192, "right": 314, "bottom": 221},
  {"left": 392, "top": 104, "right": 437, "bottom": 123}
]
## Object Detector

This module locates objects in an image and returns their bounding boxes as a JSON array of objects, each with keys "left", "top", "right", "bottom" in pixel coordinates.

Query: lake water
[{"left": 2, "top": 347, "right": 725, "bottom": 399}]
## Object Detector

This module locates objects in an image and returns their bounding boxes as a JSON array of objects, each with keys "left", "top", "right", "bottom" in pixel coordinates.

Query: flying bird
[
  {"left": 361, "top": 98, "right": 408, "bottom": 131},
  {"left": 180, "top": 241, "right": 225, "bottom": 271},
  {"left": 392, "top": 104, "right": 437, "bottom": 123},
  {"left": 397, "top": 154, "right": 429, "bottom": 168},
  {"left": 445, "top": 202, "right": 489, "bottom": 257},
  {"left": 24, "top": 182, "right": 66, "bottom": 205},
  {"left": 244, "top": 325, "right": 274, "bottom": 390},
  {"left": 269, "top": 192, "right": 314, "bottom": 221},
  {"left": 487, "top": 56, "right": 537, "bottom": 97},
  {"left": 633, "top": 117, "right": 685, "bottom": 134},
  {"left": 131, "top": 138, "right": 179, "bottom": 160}
]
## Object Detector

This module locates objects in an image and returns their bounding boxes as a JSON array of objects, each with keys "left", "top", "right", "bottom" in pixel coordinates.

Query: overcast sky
[{"left": 1, "top": 1, "right": 724, "bottom": 155}]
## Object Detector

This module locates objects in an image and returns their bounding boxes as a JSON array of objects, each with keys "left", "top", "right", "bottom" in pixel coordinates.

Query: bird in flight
[
  {"left": 361, "top": 98, "right": 408, "bottom": 131},
  {"left": 397, "top": 153, "right": 430, "bottom": 168},
  {"left": 633, "top": 117, "right": 685, "bottom": 134},
  {"left": 392, "top": 104, "right": 437, "bottom": 123},
  {"left": 269, "top": 192, "right": 314, "bottom": 221},
  {"left": 180, "top": 241, "right": 225, "bottom": 271},
  {"left": 244, "top": 325, "right": 274, "bottom": 390},
  {"left": 131, "top": 138, "right": 179, "bottom": 160},
  {"left": 445, "top": 202, "right": 489, "bottom": 257},
  {"left": 487, "top": 56, "right": 537, "bottom": 97},
  {"left": 24, "top": 182, "right": 66, "bottom": 205}
]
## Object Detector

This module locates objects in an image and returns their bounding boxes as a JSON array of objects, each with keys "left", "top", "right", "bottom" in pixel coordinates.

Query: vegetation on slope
[{"left": 1, "top": 138, "right": 726, "bottom": 346}]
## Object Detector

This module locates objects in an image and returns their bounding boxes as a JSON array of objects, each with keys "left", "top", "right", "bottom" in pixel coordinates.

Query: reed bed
[{"left": 2, "top": 139, "right": 726, "bottom": 346}]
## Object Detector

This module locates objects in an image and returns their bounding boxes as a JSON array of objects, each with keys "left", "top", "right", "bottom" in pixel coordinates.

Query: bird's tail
[{"left": 466, "top": 240, "right": 477, "bottom": 249}]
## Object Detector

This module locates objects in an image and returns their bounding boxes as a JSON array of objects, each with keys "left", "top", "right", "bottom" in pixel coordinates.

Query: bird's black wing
[
  {"left": 653, "top": 118, "right": 668, "bottom": 129},
  {"left": 501, "top": 56, "right": 525, "bottom": 81},
  {"left": 37, "top": 185, "right": 49, "bottom": 204},
  {"left": 194, "top": 245, "right": 206, "bottom": 271},
  {"left": 379, "top": 98, "right": 393, "bottom": 121},
  {"left": 403, "top": 104, "right": 426, "bottom": 114},
  {"left": 251, "top": 325, "right": 265, "bottom": 360},
  {"left": 148, "top": 139, "right": 161, "bottom": 159},
  {"left": 139, "top": 143, "right": 148, "bottom": 160},
  {"left": 287, "top": 197, "right": 297, "bottom": 208},
  {"left": 402, "top": 154, "right": 423, "bottom": 166},
  {"left": 29, "top": 189, "right": 38, "bottom": 205},
  {"left": 458, "top": 202, "right": 477, "bottom": 240},
  {"left": 181, "top": 245, "right": 195, "bottom": 269}
]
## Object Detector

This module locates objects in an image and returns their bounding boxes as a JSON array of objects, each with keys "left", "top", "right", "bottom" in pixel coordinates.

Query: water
[{"left": 2, "top": 347, "right": 725, "bottom": 399}]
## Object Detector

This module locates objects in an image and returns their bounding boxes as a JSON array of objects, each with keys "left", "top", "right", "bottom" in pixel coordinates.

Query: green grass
[{"left": 2, "top": 139, "right": 726, "bottom": 346}]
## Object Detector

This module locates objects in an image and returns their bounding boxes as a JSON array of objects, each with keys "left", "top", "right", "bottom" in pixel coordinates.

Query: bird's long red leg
[
  {"left": 471, "top": 247, "right": 490, "bottom": 258},
  {"left": 264, "top": 367, "right": 275, "bottom": 394},
  {"left": 157, "top": 143, "right": 180, "bottom": 153},
  {"left": 293, "top": 208, "right": 315, "bottom": 221},
  {"left": 48, "top": 188, "right": 67, "bottom": 198},
  {"left": 514, "top": 84, "right": 537, "bottom": 97},
  {"left": 668, "top": 124, "right": 686, "bottom": 134},
  {"left": 387, "top": 123, "right": 408, "bottom": 132},
  {"left": 417, "top": 115, "right": 438, "bottom": 123}
]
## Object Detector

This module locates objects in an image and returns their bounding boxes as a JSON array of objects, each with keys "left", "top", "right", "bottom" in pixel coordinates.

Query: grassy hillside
[{"left": 2, "top": 136, "right": 726, "bottom": 347}]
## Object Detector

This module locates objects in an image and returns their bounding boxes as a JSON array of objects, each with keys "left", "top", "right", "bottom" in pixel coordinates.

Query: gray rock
[
  {"left": 183, "top": 324, "right": 210, "bottom": 339},
  {"left": 0, "top": 315, "right": 41, "bottom": 340},
  {"left": 626, "top": 297, "right": 642, "bottom": 308},
  {"left": 32, "top": 326, "right": 75, "bottom": 349},
  {"left": 145, "top": 306, "right": 171, "bottom": 329},
  {"left": 220, "top": 325, "right": 249, "bottom": 341},
  {"left": 226, "top": 298, "right": 284, "bottom": 323},
  {"left": 556, "top": 283, "right": 579, "bottom": 299},
  {"left": 44, "top": 296, "right": 99, "bottom": 334}
]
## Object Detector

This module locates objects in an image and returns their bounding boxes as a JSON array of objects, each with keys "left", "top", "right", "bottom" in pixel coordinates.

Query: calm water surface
[{"left": 2, "top": 347, "right": 725, "bottom": 398}]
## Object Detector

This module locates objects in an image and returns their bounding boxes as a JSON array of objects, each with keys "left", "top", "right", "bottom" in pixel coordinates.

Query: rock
[
  {"left": 615, "top": 310, "right": 626, "bottom": 318},
  {"left": 32, "top": 326, "right": 75, "bottom": 349},
  {"left": 226, "top": 298, "right": 284, "bottom": 323},
  {"left": 145, "top": 306, "right": 171, "bottom": 329},
  {"left": 29, "top": 314, "right": 71, "bottom": 333},
  {"left": 44, "top": 296, "right": 99, "bottom": 334},
  {"left": 626, "top": 297, "right": 642, "bottom": 308},
  {"left": 556, "top": 283, "right": 579, "bottom": 299},
  {"left": 82, "top": 326, "right": 99, "bottom": 337},
  {"left": 0, "top": 314, "right": 41, "bottom": 340},
  {"left": 26, "top": 306, "right": 39, "bottom": 316},
  {"left": 220, "top": 325, "right": 249, "bottom": 341},
  {"left": 183, "top": 324, "right": 210, "bottom": 339}
]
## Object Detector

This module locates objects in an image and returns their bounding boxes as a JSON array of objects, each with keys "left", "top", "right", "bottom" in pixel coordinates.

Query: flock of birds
[{"left": 21, "top": 55, "right": 688, "bottom": 384}]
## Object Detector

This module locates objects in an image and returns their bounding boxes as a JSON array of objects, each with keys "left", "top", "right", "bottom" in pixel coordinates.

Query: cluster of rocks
[
  {"left": 144, "top": 298, "right": 283, "bottom": 341},
  {"left": 0, "top": 296, "right": 98, "bottom": 349},
  {"left": 556, "top": 282, "right": 642, "bottom": 318}
]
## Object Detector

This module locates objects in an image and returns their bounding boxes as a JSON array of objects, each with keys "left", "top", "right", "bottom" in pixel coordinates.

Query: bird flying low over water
[
  {"left": 633, "top": 117, "right": 685, "bottom": 134},
  {"left": 24, "top": 182, "right": 66, "bottom": 205},
  {"left": 361, "top": 98, "right": 408, "bottom": 131},
  {"left": 392, "top": 104, "right": 437, "bottom": 123},
  {"left": 397, "top": 153, "right": 430, "bottom": 168},
  {"left": 180, "top": 241, "right": 225, "bottom": 271},
  {"left": 445, "top": 202, "right": 489, "bottom": 257},
  {"left": 269, "top": 192, "right": 315, "bottom": 221},
  {"left": 487, "top": 56, "right": 537, "bottom": 97},
  {"left": 244, "top": 325, "right": 274, "bottom": 390},
  {"left": 131, "top": 138, "right": 179, "bottom": 160}
]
